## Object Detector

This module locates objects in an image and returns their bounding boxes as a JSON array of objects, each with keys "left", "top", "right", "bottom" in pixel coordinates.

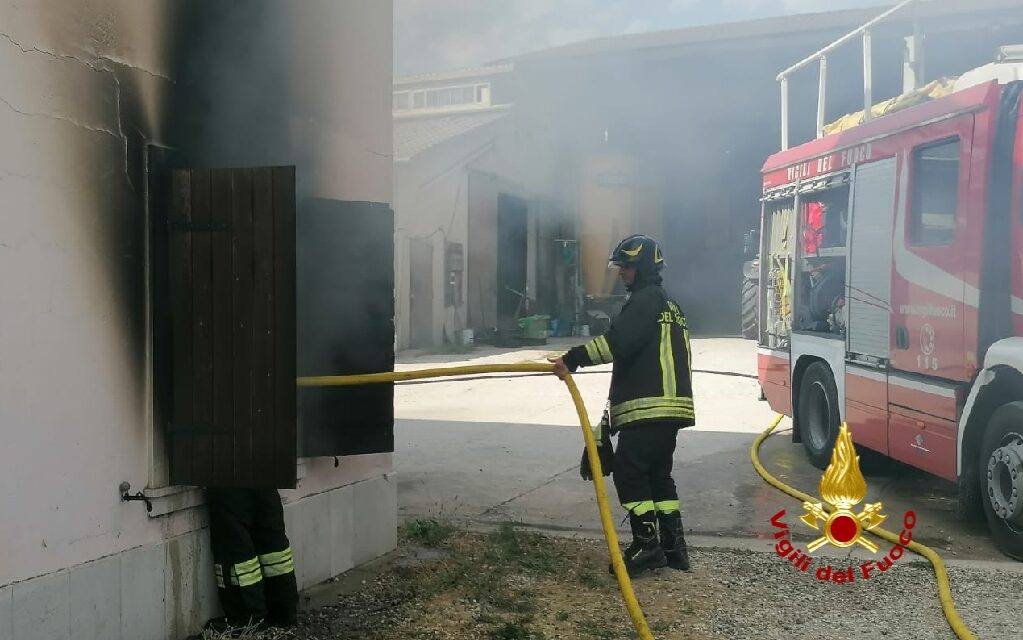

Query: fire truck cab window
[
  {"left": 800, "top": 189, "right": 848, "bottom": 253},
  {"left": 911, "top": 138, "right": 960, "bottom": 246},
  {"left": 794, "top": 185, "right": 849, "bottom": 336}
]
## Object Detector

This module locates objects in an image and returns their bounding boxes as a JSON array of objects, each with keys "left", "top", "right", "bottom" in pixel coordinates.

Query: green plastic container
[{"left": 517, "top": 315, "right": 550, "bottom": 340}]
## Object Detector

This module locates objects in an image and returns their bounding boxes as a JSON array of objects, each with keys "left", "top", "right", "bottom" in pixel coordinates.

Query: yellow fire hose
[
  {"left": 299, "top": 366, "right": 973, "bottom": 639},
  {"left": 297, "top": 363, "right": 655, "bottom": 640},
  {"left": 752, "top": 414, "right": 976, "bottom": 640}
]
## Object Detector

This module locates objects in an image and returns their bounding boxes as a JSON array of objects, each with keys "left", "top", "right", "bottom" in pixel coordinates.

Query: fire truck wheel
[
  {"left": 797, "top": 362, "right": 839, "bottom": 470},
  {"left": 980, "top": 401, "right": 1023, "bottom": 561}
]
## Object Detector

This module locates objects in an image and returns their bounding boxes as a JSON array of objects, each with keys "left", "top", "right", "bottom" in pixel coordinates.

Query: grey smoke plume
[{"left": 395, "top": 0, "right": 886, "bottom": 74}]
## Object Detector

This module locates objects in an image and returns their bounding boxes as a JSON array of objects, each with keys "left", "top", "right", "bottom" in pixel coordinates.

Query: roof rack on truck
[{"left": 777, "top": 0, "right": 923, "bottom": 149}]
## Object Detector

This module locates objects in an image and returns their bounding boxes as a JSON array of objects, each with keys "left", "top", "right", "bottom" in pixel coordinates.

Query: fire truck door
[
  {"left": 890, "top": 122, "right": 973, "bottom": 383},
  {"left": 887, "top": 118, "right": 975, "bottom": 480},
  {"left": 892, "top": 128, "right": 969, "bottom": 384}
]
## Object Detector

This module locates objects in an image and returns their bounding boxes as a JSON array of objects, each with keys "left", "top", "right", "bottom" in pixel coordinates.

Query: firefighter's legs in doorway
[
  {"left": 206, "top": 488, "right": 299, "bottom": 634},
  {"left": 612, "top": 422, "right": 690, "bottom": 576}
]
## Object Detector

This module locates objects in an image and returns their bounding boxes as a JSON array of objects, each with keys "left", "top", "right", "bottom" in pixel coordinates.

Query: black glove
[{"left": 580, "top": 411, "right": 614, "bottom": 480}]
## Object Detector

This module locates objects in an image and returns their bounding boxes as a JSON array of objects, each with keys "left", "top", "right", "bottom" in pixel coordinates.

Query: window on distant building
[{"left": 400, "top": 83, "right": 492, "bottom": 112}]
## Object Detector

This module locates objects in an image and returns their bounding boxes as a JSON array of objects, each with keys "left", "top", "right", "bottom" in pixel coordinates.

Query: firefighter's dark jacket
[{"left": 563, "top": 279, "right": 695, "bottom": 430}]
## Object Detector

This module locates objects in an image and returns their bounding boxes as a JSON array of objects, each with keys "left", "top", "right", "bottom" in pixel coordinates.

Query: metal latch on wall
[{"left": 119, "top": 481, "right": 153, "bottom": 513}]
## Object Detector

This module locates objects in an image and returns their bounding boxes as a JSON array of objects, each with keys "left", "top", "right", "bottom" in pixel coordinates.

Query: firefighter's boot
[
  {"left": 658, "top": 510, "right": 691, "bottom": 571},
  {"left": 610, "top": 511, "right": 666, "bottom": 577}
]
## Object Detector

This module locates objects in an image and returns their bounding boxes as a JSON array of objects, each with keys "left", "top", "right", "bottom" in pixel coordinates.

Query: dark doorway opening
[
  {"left": 497, "top": 193, "right": 528, "bottom": 328},
  {"left": 409, "top": 238, "right": 434, "bottom": 348}
]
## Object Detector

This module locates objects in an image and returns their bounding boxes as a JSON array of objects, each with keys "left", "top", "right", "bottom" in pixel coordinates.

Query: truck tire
[
  {"left": 797, "top": 362, "right": 839, "bottom": 470},
  {"left": 741, "top": 277, "right": 758, "bottom": 339},
  {"left": 979, "top": 401, "right": 1023, "bottom": 560}
]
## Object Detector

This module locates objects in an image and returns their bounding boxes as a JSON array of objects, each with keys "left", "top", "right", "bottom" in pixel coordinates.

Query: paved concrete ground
[{"left": 394, "top": 338, "right": 1002, "bottom": 563}]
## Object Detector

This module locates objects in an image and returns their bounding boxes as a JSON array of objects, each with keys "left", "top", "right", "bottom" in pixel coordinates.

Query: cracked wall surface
[{"left": 0, "top": 0, "right": 393, "bottom": 597}]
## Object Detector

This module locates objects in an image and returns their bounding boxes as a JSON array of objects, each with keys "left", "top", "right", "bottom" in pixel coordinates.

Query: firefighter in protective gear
[
  {"left": 202, "top": 488, "right": 299, "bottom": 635},
  {"left": 550, "top": 234, "right": 694, "bottom": 576}
]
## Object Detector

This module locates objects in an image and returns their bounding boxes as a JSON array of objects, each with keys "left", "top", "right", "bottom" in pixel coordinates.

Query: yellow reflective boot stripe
[
  {"left": 234, "top": 572, "right": 261, "bottom": 587},
  {"left": 231, "top": 558, "right": 263, "bottom": 587},
  {"left": 259, "top": 548, "right": 296, "bottom": 578},
  {"left": 261, "top": 559, "right": 295, "bottom": 578},
  {"left": 214, "top": 564, "right": 225, "bottom": 589},
  {"left": 235, "top": 558, "right": 259, "bottom": 573},
  {"left": 655, "top": 500, "right": 680, "bottom": 513},
  {"left": 258, "top": 548, "right": 293, "bottom": 566},
  {"left": 622, "top": 500, "right": 656, "bottom": 516}
]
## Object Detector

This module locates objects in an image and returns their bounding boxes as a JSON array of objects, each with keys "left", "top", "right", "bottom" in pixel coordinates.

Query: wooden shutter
[{"left": 167, "top": 167, "right": 297, "bottom": 489}]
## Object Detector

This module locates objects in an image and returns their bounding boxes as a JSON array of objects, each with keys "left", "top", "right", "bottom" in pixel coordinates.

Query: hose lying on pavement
[
  {"left": 298, "top": 363, "right": 655, "bottom": 640},
  {"left": 751, "top": 414, "right": 976, "bottom": 640}
]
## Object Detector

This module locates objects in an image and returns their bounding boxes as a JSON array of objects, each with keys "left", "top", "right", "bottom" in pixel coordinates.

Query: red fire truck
[{"left": 756, "top": 14, "right": 1023, "bottom": 558}]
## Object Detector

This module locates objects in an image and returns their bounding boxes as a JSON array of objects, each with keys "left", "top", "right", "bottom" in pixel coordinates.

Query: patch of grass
[
  {"left": 445, "top": 565, "right": 536, "bottom": 615},
  {"left": 490, "top": 588, "right": 538, "bottom": 614},
  {"left": 555, "top": 610, "right": 571, "bottom": 622},
  {"left": 417, "top": 524, "right": 569, "bottom": 638},
  {"left": 652, "top": 620, "right": 673, "bottom": 633},
  {"left": 576, "top": 568, "right": 604, "bottom": 589},
  {"left": 401, "top": 525, "right": 578, "bottom": 640},
  {"left": 573, "top": 619, "right": 619, "bottom": 640},
  {"left": 460, "top": 567, "right": 510, "bottom": 607},
  {"left": 490, "top": 621, "right": 536, "bottom": 640},
  {"left": 399, "top": 518, "right": 455, "bottom": 547},
  {"left": 484, "top": 524, "right": 566, "bottom": 574}
]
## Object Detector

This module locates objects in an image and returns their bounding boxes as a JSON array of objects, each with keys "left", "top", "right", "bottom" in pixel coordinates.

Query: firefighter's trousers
[
  {"left": 612, "top": 422, "right": 681, "bottom": 517},
  {"left": 207, "top": 488, "right": 298, "bottom": 626}
]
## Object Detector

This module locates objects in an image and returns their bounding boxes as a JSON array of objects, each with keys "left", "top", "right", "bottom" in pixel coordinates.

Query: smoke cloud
[{"left": 395, "top": 0, "right": 885, "bottom": 74}]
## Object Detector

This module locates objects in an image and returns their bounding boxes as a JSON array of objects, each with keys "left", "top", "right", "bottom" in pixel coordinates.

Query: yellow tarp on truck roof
[{"left": 823, "top": 77, "right": 958, "bottom": 136}]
